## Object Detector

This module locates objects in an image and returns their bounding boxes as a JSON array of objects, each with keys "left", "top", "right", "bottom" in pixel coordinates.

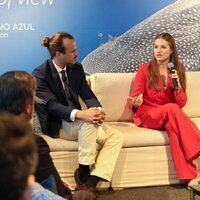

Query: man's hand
[
  {"left": 95, "top": 108, "right": 106, "bottom": 126},
  {"left": 76, "top": 107, "right": 106, "bottom": 126}
]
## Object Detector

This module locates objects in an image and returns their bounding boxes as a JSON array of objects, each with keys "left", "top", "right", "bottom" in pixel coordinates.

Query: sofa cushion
[
  {"left": 106, "top": 118, "right": 200, "bottom": 148},
  {"left": 41, "top": 135, "right": 78, "bottom": 152},
  {"left": 42, "top": 122, "right": 169, "bottom": 151},
  {"left": 90, "top": 73, "right": 134, "bottom": 122},
  {"left": 183, "top": 72, "right": 200, "bottom": 117},
  {"left": 32, "top": 111, "right": 43, "bottom": 135},
  {"left": 104, "top": 122, "right": 169, "bottom": 147},
  {"left": 190, "top": 117, "right": 200, "bottom": 129}
]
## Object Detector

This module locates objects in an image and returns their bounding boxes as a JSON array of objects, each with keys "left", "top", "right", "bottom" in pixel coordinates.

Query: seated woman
[{"left": 129, "top": 32, "right": 200, "bottom": 187}]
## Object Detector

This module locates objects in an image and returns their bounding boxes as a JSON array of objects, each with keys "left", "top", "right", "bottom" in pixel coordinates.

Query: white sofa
[{"left": 41, "top": 72, "right": 200, "bottom": 189}]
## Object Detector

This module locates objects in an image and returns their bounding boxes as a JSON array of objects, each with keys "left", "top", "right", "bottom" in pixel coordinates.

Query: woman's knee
[{"left": 165, "top": 103, "right": 181, "bottom": 114}]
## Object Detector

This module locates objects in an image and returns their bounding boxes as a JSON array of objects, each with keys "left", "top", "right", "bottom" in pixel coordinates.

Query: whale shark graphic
[{"left": 82, "top": 0, "right": 200, "bottom": 74}]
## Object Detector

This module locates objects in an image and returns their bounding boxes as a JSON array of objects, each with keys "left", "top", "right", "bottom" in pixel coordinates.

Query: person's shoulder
[
  {"left": 68, "top": 62, "right": 84, "bottom": 73},
  {"left": 69, "top": 62, "right": 83, "bottom": 69},
  {"left": 137, "top": 62, "right": 150, "bottom": 73},
  {"left": 138, "top": 62, "right": 150, "bottom": 70},
  {"left": 32, "top": 59, "right": 52, "bottom": 76},
  {"left": 38, "top": 59, "right": 52, "bottom": 69}
]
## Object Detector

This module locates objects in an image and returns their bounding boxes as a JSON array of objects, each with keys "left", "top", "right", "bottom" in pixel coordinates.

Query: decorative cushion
[{"left": 32, "top": 111, "right": 43, "bottom": 135}]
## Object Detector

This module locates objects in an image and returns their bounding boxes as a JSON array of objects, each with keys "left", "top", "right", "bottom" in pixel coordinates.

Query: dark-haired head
[
  {"left": 0, "top": 112, "right": 37, "bottom": 200},
  {"left": 0, "top": 71, "right": 36, "bottom": 119}
]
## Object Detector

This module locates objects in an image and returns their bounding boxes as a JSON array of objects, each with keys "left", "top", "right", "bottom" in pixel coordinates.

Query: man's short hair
[
  {"left": 0, "top": 71, "right": 36, "bottom": 115},
  {"left": 0, "top": 112, "right": 38, "bottom": 200}
]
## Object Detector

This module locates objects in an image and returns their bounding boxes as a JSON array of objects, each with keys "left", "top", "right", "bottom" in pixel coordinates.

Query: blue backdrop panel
[{"left": 0, "top": 0, "right": 175, "bottom": 74}]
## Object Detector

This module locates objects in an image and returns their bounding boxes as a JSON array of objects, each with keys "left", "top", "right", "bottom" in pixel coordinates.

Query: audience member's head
[
  {"left": 0, "top": 112, "right": 38, "bottom": 200},
  {"left": 0, "top": 71, "right": 36, "bottom": 121}
]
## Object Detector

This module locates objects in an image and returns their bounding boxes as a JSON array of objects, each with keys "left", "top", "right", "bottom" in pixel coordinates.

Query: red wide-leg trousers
[{"left": 140, "top": 103, "right": 200, "bottom": 179}]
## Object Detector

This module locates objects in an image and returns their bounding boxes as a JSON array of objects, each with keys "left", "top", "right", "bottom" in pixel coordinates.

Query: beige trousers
[{"left": 59, "top": 120, "right": 123, "bottom": 181}]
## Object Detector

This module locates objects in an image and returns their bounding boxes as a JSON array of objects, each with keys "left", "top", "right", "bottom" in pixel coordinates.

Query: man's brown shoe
[
  {"left": 72, "top": 189, "right": 97, "bottom": 200},
  {"left": 74, "top": 168, "right": 98, "bottom": 199}
]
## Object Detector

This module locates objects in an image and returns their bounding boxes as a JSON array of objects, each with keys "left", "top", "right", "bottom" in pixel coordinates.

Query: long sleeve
[
  {"left": 174, "top": 88, "right": 187, "bottom": 108},
  {"left": 129, "top": 65, "right": 146, "bottom": 110}
]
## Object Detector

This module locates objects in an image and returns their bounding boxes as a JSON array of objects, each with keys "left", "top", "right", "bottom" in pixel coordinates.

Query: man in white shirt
[{"left": 33, "top": 32, "right": 123, "bottom": 199}]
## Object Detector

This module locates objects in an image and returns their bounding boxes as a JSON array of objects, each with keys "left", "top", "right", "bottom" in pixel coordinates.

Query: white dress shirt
[{"left": 52, "top": 60, "right": 78, "bottom": 121}]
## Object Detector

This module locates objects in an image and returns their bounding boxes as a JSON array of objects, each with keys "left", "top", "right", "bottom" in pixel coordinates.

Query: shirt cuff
[{"left": 70, "top": 109, "right": 79, "bottom": 121}]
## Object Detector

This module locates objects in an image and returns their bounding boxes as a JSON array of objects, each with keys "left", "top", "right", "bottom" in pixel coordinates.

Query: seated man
[
  {"left": 0, "top": 70, "right": 94, "bottom": 200},
  {"left": 0, "top": 112, "right": 65, "bottom": 200},
  {"left": 33, "top": 32, "right": 123, "bottom": 199},
  {"left": 0, "top": 71, "right": 70, "bottom": 198}
]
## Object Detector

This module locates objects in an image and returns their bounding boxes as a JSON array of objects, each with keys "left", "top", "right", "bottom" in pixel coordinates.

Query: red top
[{"left": 129, "top": 63, "right": 187, "bottom": 126}]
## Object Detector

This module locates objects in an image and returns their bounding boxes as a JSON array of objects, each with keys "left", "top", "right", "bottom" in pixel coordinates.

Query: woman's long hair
[{"left": 149, "top": 33, "right": 186, "bottom": 91}]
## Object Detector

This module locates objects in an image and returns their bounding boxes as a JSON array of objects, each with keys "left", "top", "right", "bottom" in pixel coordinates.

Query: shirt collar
[{"left": 52, "top": 59, "right": 66, "bottom": 73}]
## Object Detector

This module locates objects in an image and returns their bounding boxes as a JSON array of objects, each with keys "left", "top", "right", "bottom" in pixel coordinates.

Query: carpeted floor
[{"left": 98, "top": 185, "right": 200, "bottom": 200}]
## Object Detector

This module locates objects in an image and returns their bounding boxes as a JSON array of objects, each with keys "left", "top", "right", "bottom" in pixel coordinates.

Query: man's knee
[
  {"left": 80, "top": 121, "right": 98, "bottom": 134},
  {"left": 108, "top": 129, "right": 124, "bottom": 147}
]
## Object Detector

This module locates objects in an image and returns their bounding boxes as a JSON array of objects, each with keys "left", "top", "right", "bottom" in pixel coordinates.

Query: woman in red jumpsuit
[{"left": 129, "top": 33, "right": 200, "bottom": 186}]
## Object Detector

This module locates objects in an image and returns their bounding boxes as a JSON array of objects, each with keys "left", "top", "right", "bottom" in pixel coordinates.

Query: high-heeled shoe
[{"left": 187, "top": 177, "right": 200, "bottom": 190}]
